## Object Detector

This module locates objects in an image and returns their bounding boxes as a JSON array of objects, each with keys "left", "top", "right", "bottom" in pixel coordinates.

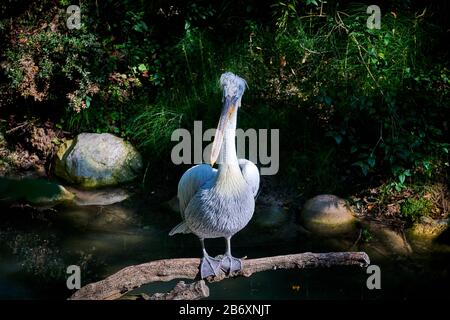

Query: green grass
[
  {"left": 401, "top": 198, "right": 433, "bottom": 222},
  {"left": 130, "top": 104, "right": 183, "bottom": 157}
]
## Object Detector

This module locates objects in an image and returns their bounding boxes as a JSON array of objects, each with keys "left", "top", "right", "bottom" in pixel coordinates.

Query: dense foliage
[{"left": 1, "top": 0, "right": 449, "bottom": 197}]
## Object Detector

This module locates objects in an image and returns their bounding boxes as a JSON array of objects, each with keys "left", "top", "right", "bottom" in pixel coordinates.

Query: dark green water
[{"left": 0, "top": 188, "right": 450, "bottom": 300}]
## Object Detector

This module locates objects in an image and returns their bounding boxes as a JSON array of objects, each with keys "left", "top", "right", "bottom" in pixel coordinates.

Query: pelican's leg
[
  {"left": 199, "top": 238, "right": 221, "bottom": 279},
  {"left": 220, "top": 237, "right": 242, "bottom": 274}
]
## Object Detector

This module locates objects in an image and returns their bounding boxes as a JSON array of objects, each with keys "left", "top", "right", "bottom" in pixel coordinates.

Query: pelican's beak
[{"left": 210, "top": 95, "right": 237, "bottom": 166}]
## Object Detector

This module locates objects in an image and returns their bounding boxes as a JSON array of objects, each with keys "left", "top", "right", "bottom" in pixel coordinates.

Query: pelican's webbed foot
[
  {"left": 200, "top": 255, "right": 221, "bottom": 279},
  {"left": 220, "top": 255, "right": 242, "bottom": 275}
]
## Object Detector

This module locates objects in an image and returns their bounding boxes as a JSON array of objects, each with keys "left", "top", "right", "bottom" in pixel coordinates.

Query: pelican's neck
[{"left": 217, "top": 111, "right": 241, "bottom": 181}]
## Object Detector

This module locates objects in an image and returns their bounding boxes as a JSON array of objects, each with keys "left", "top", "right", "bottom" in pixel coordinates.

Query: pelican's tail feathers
[{"left": 169, "top": 222, "right": 191, "bottom": 236}]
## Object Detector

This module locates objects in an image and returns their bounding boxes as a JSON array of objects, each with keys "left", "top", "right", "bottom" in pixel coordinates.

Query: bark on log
[
  {"left": 149, "top": 280, "right": 209, "bottom": 300},
  {"left": 69, "top": 251, "right": 370, "bottom": 300},
  {"left": 118, "top": 281, "right": 209, "bottom": 300}
]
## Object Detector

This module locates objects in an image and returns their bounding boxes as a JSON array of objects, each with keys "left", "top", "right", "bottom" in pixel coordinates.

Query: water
[{"left": 0, "top": 185, "right": 450, "bottom": 300}]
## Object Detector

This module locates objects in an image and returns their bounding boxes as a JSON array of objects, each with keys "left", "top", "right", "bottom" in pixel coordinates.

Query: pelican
[{"left": 169, "top": 72, "right": 260, "bottom": 278}]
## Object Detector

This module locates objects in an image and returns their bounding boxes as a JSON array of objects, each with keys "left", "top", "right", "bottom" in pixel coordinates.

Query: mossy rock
[
  {"left": 0, "top": 178, "right": 75, "bottom": 206},
  {"left": 409, "top": 216, "right": 449, "bottom": 240},
  {"left": 300, "top": 194, "right": 357, "bottom": 236},
  {"left": 54, "top": 133, "right": 143, "bottom": 188}
]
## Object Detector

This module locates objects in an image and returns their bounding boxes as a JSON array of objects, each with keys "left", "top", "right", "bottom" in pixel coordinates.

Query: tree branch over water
[{"left": 69, "top": 252, "right": 370, "bottom": 300}]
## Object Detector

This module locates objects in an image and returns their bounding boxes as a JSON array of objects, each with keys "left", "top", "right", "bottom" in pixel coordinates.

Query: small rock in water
[
  {"left": 253, "top": 204, "right": 288, "bottom": 230},
  {"left": 361, "top": 220, "right": 412, "bottom": 257},
  {"left": 300, "top": 194, "right": 356, "bottom": 236},
  {"left": 161, "top": 196, "right": 180, "bottom": 214},
  {"left": 0, "top": 177, "right": 75, "bottom": 206},
  {"left": 54, "top": 133, "right": 143, "bottom": 188}
]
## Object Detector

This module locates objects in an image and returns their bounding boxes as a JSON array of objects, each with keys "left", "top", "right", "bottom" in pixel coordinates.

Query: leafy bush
[{"left": 270, "top": 2, "right": 449, "bottom": 193}]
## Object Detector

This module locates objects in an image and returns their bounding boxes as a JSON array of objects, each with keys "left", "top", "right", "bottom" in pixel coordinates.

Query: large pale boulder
[
  {"left": 54, "top": 133, "right": 142, "bottom": 188},
  {"left": 300, "top": 194, "right": 356, "bottom": 236}
]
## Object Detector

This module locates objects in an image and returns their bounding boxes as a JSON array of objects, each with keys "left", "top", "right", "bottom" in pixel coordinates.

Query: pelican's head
[
  {"left": 210, "top": 72, "right": 247, "bottom": 166},
  {"left": 220, "top": 72, "right": 247, "bottom": 106}
]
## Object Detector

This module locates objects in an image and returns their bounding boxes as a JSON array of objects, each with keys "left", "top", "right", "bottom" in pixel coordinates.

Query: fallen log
[{"left": 69, "top": 251, "right": 370, "bottom": 300}]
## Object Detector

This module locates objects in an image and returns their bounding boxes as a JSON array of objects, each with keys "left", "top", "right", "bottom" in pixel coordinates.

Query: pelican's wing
[
  {"left": 169, "top": 164, "right": 216, "bottom": 235},
  {"left": 238, "top": 159, "right": 260, "bottom": 198}
]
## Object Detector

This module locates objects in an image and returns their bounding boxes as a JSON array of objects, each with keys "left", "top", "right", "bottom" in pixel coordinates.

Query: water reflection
[{"left": 1, "top": 187, "right": 450, "bottom": 299}]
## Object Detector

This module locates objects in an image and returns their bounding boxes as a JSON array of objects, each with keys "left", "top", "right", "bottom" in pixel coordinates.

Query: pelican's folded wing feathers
[
  {"left": 238, "top": 159, "right": 260, "bottom": 198},
  {"left": 169, "top": 164, "right": 216, "bottom": 235}
]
